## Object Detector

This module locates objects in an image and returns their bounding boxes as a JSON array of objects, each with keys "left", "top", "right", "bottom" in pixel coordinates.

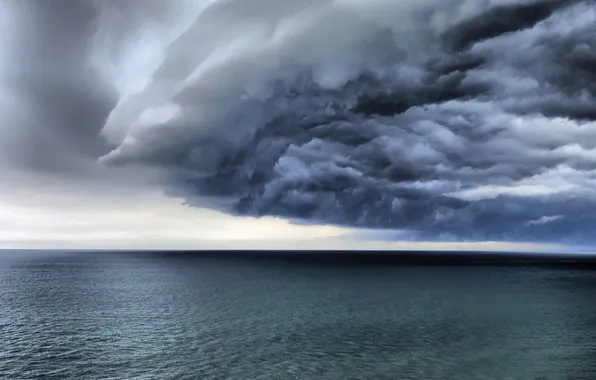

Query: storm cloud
[
  {"left": 0, "top": 0, "right": 114, "bottom": 175},
  {"left": 4, "top": 0, "right": 596, "bottom": 244}
]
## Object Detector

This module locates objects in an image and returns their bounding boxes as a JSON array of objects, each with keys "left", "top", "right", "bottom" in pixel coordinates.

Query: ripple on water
[{"left": 1, "top": 253, "right": 595, "bottom": 379}]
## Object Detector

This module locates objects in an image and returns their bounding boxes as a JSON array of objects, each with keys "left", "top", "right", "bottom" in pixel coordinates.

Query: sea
[{"left": 1, "top": 251, "right": 595, "bottom": 380}]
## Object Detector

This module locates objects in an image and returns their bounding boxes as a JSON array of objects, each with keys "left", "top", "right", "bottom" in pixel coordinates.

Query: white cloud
[{"left": 526, "top": 215, "right": 564, "bottom": 227}]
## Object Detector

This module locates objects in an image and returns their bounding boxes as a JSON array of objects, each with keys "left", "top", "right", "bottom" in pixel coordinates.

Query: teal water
[{"left": 1, "top": 252, "right": 595, "bottom": 379}]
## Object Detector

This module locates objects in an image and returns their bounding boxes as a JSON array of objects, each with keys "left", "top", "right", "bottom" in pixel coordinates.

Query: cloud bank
[{"left": 4, "top": 0, "right": 596, "bottom": 245}]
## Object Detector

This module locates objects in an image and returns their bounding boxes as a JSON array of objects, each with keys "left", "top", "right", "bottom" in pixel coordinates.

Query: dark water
[{"left": 1, "top": 252, "right": 595, "bottom": 380}]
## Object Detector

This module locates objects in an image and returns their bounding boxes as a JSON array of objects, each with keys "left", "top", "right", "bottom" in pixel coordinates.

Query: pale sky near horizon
[{"left": 0, "top": 169, "right": 572, "bottom": 252}]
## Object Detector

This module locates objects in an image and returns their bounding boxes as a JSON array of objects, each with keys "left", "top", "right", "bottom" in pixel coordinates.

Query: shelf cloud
[{"left": 2, "top": 0, "right": 595, "bottom": 245}]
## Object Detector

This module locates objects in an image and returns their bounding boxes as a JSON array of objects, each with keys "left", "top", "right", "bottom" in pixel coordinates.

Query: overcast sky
[{"left": 0, "top": 0, "right": 595, "bottom": 252}]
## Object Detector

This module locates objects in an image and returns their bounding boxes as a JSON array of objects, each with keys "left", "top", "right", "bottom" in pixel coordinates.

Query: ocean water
[{"left": 1, "top": 252, "right": 595, "bottom": 380}]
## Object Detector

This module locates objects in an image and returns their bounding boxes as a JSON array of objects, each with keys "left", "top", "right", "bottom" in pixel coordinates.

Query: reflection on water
[{"left": 1, "top": 252, "right": 595, "bottom": 379}]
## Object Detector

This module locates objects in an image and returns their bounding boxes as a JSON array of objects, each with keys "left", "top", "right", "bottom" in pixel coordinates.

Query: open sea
[{"left": 1, "top": 251, "right": 595, "bottom": 379}]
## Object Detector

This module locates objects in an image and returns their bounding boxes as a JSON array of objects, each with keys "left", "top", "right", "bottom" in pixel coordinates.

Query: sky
[{"left": 0, "top": 0, "right": 595, "bottom": 252}]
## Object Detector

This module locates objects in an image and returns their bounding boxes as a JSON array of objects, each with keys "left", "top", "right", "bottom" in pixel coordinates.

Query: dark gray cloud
[
  {"left": 0, "top": 0, "right": 114, "bottom": 176},
  {"left": 3, "top": 0, "right": 596, "bottom": 244}
]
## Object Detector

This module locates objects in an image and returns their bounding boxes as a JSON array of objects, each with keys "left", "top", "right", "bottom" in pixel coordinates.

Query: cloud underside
[
  {"left": 5, "top": 0, "right": 596, "bottom": 245},
  {"left": 94, "top": 0, "right": 596, "bottom": 244}
]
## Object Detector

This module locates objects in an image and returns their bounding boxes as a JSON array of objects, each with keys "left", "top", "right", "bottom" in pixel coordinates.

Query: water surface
[{"left": 1, "top": 251, "right": 595, "bottom": 379}]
